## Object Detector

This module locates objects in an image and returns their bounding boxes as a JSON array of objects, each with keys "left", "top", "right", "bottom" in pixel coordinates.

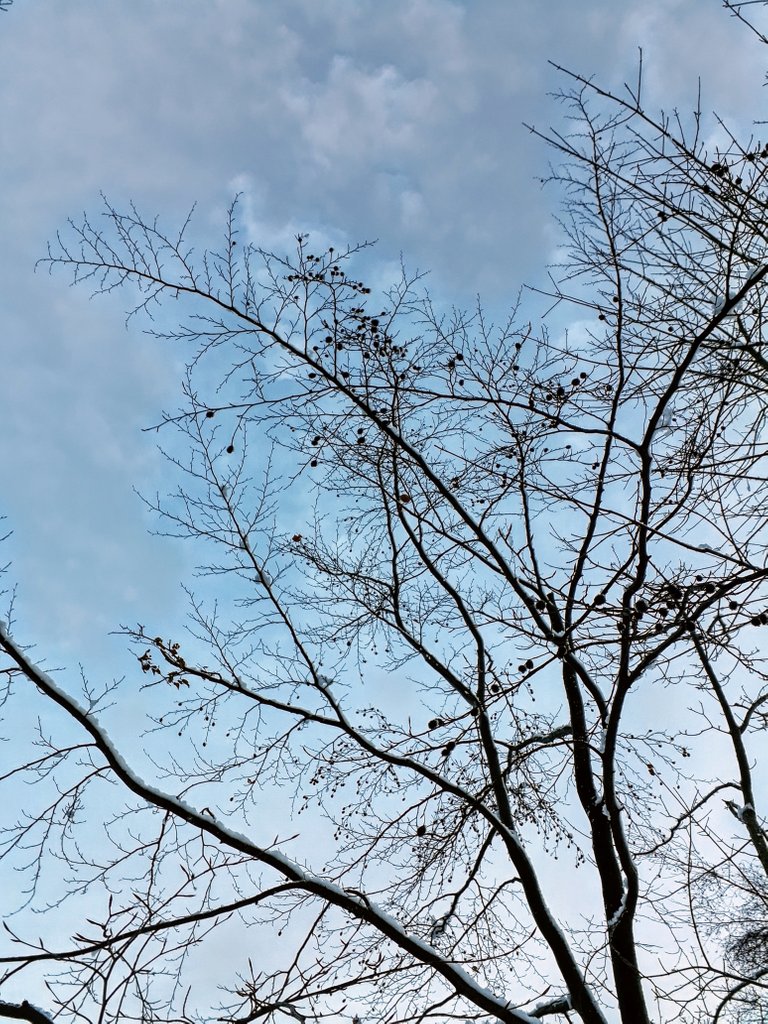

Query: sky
[
  {"left": 1, "top": 0, "right": 768, "bottom": 1018},
  {"left": 0, "top": 0, "right": 764, "bottom": 706}
]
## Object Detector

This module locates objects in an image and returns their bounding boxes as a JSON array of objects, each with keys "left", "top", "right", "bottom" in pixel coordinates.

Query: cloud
[
  {"left": 1, "top": 0, "right": 765, "bottom": 674},
  {"left": 616, "top": 0, "right": 766, "bottom": 110},
  {"left": 280, "top": 57, "right": 439, "bottom": 171}
]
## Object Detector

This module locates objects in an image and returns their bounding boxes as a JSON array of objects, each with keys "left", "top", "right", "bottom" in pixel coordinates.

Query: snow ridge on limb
[
  {"left": 0, "top": 625, "right": 549, "bottom": 1024},
  {"left": 0, "top": 1002, "right": 56, "bottom": 1024}
]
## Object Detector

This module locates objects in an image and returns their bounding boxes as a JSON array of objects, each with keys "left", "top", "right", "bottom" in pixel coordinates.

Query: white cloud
[
  {"left": 279, "top": 57, "right": 439, "bottom": 171},
  {"left": 0, "top": 0, "right": 765, "bottom": 665}
]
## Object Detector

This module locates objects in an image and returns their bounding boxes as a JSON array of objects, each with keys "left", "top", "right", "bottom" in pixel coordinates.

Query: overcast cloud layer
[{"left": 0, "top": 0, "right": 764, "bottom": 675}]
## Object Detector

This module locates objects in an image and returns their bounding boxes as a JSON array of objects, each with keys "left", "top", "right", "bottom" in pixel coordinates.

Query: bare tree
[
  {"left": 723, "top": 2, "right": 768, "bottom": 49},
  {"left": 3, "top": 12, "right": 768, "bottom": 1024}
]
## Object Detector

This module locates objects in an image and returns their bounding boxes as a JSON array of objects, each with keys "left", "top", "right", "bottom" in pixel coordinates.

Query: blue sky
[
  {"left": 2, "top": 2, "right": 768, "bottom": 1019},
  {"left": 0, "top": 0, "right": 763, "bottom": 678}
]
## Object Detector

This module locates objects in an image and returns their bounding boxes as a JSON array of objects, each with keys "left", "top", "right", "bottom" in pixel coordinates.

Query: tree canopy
[{"left": 2, "top": 6, "right": 768, "bottom": 1024}]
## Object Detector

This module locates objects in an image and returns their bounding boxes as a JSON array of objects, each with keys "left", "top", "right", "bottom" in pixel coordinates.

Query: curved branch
[{"left": 0, "top": 624, "right": 598, "bottom": 1024}]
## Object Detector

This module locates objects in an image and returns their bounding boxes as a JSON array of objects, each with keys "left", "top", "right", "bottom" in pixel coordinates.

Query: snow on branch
[
  {"left": 0, "top": 1002, "right": 56, "bottom": 1024},
  {"left": 0, "top": 624, "right": 541, "bottom": 1024}
]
